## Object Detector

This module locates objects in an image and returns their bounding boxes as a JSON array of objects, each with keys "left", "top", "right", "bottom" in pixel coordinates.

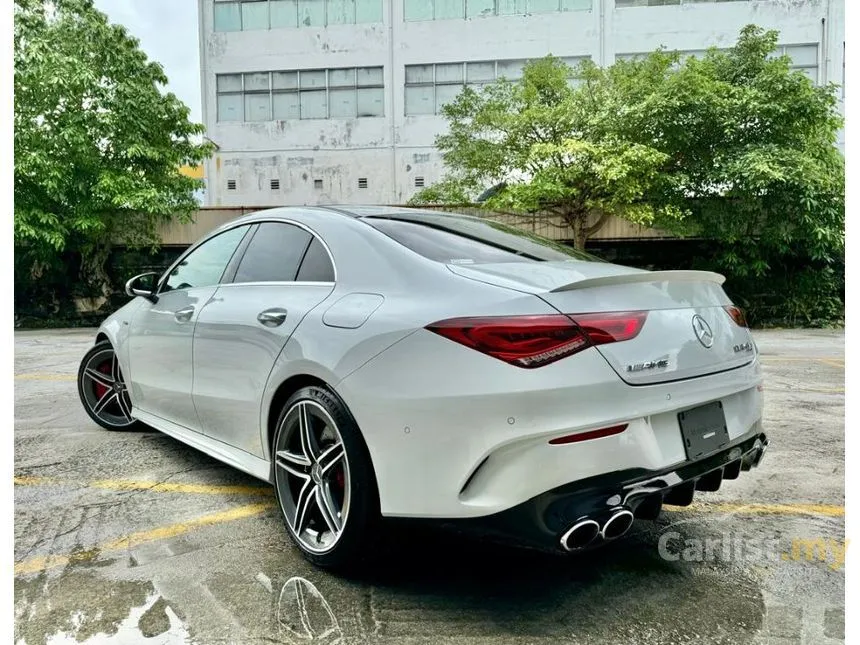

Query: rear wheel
[
  {"left": 272, "top": 385, "right": 379, "bottom": 570},
  {"left": 77, "top": 341, "right": 141, "bottom": 431}
]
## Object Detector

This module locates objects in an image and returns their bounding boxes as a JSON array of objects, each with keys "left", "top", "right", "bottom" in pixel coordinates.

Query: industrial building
[{"left": 197, "top": 0, "right": 845, "bottom": 207}]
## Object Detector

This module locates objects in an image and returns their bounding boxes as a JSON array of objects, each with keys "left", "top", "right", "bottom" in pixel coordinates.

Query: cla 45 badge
[{"left": 626, "top": 358, "right": 670, "bottom": 373}]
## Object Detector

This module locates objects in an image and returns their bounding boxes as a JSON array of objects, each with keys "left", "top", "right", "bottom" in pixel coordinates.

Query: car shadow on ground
[{"left": 309, "top": 518, "right": 767, "bottom": 643}]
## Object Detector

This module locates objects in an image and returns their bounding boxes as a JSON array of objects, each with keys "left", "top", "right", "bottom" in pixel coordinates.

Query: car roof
[
  {"left": 319, "top": 205, "right": 482, "bottom": 221},
  {"left": 206, "top": 205, "right": 488, "bottom": 242}
]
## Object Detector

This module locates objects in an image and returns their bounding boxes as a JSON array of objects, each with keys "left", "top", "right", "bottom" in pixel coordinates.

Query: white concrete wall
[{"left": 199, "top": 0, "right": 845, "bottom": 207}]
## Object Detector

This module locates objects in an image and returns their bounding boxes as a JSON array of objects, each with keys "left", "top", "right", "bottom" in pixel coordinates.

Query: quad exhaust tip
[
  {"left": 600, "top": 508, "right": 635, "bottom": 541},
  {"left": 560, "top": 519, "right": 601, "bottom": 551}
]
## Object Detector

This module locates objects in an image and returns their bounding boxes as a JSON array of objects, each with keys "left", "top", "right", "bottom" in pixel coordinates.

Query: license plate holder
[{"left": 678, "top": 401, "right": 730, "bottom": 461}]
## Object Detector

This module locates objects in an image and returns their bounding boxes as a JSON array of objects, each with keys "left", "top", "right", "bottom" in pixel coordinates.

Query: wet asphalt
[{"left": 14, "top": 328, "right": 845, "bottom": 645}]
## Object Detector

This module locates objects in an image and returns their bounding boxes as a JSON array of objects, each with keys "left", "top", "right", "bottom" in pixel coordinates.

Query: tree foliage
[
  {"left": 413, "top": 26, "right": 844, "bottom": 275},
  {"left": 14, "top": 0, "right": 213, "bottom": 299},
  {"left": 410, "top": 57, "right": 683, "bottom": 248},
  {"left": 603, "top": 25, "right": 844, "bottom": 277}
]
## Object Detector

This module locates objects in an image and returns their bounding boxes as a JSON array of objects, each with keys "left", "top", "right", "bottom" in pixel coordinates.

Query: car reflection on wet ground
[{"left": 14, "top": 329, "right": 845, "bottom": 645}]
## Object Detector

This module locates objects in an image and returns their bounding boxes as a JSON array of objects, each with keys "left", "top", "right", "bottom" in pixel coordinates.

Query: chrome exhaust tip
[
  {"left": 742, "top": 438, "right": 765, "bottom": 471},
  {"left": 560, "top": 519, "right": 601, "bottom": 551},
  {"left": 600, "top": 508, "right": 635, "bottom": 541},
  {"left": 752, "top": 439, "right": 768, "bottom": 467}
]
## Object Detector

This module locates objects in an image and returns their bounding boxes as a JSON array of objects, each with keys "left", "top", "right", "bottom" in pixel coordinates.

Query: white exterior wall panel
[{"left": 199, "top": 0, "right": 844, "bottom": 207}]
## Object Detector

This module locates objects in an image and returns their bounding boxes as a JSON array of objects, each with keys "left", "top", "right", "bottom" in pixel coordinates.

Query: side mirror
[{"left": 125, "top": 272, "right": 160, "bottom": 303}]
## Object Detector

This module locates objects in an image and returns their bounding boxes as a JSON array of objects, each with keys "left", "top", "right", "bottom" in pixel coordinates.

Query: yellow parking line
[
  {"left": 90, "top": 479, "right": 274, "bottom": 497},
  {"left": 14, "top": 502, "right": 275, "bottom": 576},
  {"left": 667, "top": 502, "right": 845, "bottom": 518},
  {"left": 767, "top": 386, "right": 844, "bottom": 394},
  {"left": 14, "top": 475, "right": 273, "bottom": 497},
  {"left": 15, "top": 373, "right": 77, "bottom": 381},
  {"left": 819, "top": 359, "right": 845, "bottom": 369},
  {"left": 13, "top": 475, "right": 50, "bottom": 486},
  {"left": 761, "top": 357, "right": 844, "bottom": 367}
]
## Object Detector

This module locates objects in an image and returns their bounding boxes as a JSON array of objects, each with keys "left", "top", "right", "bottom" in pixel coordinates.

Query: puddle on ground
[{"left": 15, "top": 570, "right": 190, "bottom": 645}]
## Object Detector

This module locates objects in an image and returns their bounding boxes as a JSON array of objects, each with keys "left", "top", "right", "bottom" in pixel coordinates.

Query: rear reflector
[
  {"left": 549, "top": 424, "right": 628, "bottom": 445},
  {"left": 426, "top": 311, "right": 648, "bottom": 368},
  {"left": 723, "top": 305, "right": 748, "bottom": 327}
]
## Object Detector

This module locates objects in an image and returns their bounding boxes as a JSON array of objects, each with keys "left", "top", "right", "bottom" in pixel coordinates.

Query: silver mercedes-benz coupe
[{"left": 77, "top": 206, "right": 767, "bottom": 569}]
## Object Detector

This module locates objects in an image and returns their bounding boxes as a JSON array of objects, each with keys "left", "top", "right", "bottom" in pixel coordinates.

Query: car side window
[
  {"left": 296, "top": 237, "right": 335, "bottom": 282},
  {"left": 233, "top": 222, "right": 312, "bottom": 283},
  {"left": 162, "top": 225, "right": 249, "bottom": 292}
]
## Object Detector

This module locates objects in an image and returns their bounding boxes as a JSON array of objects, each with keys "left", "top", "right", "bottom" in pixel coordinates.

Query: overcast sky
[{"left": 93, "top": 0, "right": 203, "bottom": 123}]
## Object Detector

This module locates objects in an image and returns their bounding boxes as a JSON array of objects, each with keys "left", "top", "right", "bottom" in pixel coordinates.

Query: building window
[
  {"left": 216, "top": 67, "right": 384, "bottom": 122},
  {"left": 615, "top": 0, "right": 747, "bottom": 6},
  {"left": 616, "top": 0, "right": 746, "bottom": 6},
  {"left": 215, "top": 0, "right": 383, "bottom": 31},
  {"left": 270, "top": 179, "right": 280, "bottom": 190},
  {"left": 404, "top": 0, "right": 591, "bottom": 21},
  {"left": 358, "top": 177, "right": 368, "bottom": 188},
  {"left": 404, "top": 57, "right": 587, "bottom": 115},
  {"left": 619, "top": 44, "right": 820, "bottom": 84},
  {"left": 227, "top": 179, "right": 237, "bottom": 190},
  {"left": 216, "top": 74, "right": 244, "bottom": 121},
  {"left": 314, "top": 179, "right": 324, "bottom": 189},
  {"left": 771, "top": 43, "right": 819, "bottom": 84}
]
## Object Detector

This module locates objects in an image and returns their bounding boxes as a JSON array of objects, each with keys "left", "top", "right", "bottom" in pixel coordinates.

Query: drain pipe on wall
[
  {"left": 821, "top": 17, "right": 827, "bottom": 86},
  {"left": 388, "top": 0, "right": 397, "bottom": 204},
  {"left": 599, "top": 0, "right": 607, "bottom": 68}
]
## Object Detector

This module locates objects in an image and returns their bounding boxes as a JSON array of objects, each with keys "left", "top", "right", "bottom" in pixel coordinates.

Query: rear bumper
[
  {"left": 434, "top": 431, "right": 769, "bottom": 553},
  {"left": 337, "top": 330, "right": 764, "bottom": 519}
]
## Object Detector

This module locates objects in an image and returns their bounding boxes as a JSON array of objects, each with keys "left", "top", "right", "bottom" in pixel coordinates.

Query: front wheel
[
  {"left": 272, "top": 385, "right": 379, "bottom": 570},
  {"left": 77, "top": 340, "right": 141, "bottom": 431}
]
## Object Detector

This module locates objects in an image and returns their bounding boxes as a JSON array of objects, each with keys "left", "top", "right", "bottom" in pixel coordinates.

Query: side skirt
[{"left": 133, "top": 409, "right": 272, "bottom": 483}]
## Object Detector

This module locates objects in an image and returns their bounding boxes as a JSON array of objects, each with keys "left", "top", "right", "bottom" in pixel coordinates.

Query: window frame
[
  {"left": 221, "top": 219, "right": 338, "bottom": 285},
  {"left": 157, "top": 224, "right": 255, "bottom": 294},
  {"left": 404, "top": 56, "right": 587, "bottom": 115},
  {"left": 215, "top": 0, "right": 383, "bottom": 32},
  {"left": 403, "top": 0, "right": 593, "bottom": 21},
  {"left": 216, "top": 66, "right": 384, "bottom": 122},
  {"left": 615, "top": 0, "right": 747, "bottom": 7}
]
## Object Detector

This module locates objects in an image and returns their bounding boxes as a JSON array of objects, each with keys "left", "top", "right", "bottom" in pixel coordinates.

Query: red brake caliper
[
  {"left": 93, "top": 361, "right": 112, "bottom": 399},
  {"left": 335, "top": 466, "right": 345, "bottom": 491}
]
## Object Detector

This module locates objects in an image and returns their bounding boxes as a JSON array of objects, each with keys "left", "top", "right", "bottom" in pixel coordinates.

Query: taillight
[
  {"left": 571, "top": 311, "right": 649, "bottom": 345},
  {"left": 425, "top": 311, "right": 647, "bottom": 368},
  {"left": 724, "top": 305, "right": 747, "bottom": 327}
]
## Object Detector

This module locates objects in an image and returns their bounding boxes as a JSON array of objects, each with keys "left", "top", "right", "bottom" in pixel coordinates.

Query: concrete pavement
[{"left": 14, "top": 328, "right": 845, "bottom": 645}]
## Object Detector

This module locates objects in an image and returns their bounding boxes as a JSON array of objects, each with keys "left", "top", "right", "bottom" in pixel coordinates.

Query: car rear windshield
[{"left": 363, "top": 213, "right": 602, "bottom": 264}]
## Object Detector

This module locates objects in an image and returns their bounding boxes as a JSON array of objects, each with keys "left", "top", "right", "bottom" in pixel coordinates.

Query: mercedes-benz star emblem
[{"left": 692, "top": 314, "right": 714, "bottom": 348}]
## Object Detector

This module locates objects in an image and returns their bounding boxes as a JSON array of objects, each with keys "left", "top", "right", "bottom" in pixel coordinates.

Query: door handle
[
  {"left": 174, "top": 306, "right": 195, "bottom": 323},
  {"left": 257, "top": 308, "right": 288, "bottom": 327}
]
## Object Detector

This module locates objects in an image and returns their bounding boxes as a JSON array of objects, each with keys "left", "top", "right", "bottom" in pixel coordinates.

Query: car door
[
  {"left": 127, "top": 224, "right": 253, "bottom": 431},
  {"left": 192, "top": 221, "right": 336, "bottom": 456}
]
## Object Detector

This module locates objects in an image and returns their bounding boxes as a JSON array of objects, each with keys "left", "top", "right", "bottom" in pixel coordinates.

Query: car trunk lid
[{"left": 448, "top": 261, "right": 756, "bottom": 384}]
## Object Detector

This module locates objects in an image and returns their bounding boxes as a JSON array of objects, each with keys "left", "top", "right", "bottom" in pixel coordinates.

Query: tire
[
  {"left": 272, "top": 385, "right": 380, "bottom": 570},
  {"left": 77, "top": 340, "right": 142, "bottom": 431}
]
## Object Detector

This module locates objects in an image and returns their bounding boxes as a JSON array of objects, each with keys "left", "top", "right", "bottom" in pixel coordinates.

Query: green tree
[
  {"left": 606, "top": 25, "right": 844, "bottom": 278},
  {"left": 410, "top": 56, "right": 683, "bottom": 249},
  {"left": 14, "top": 0, "right": 213, "bottom": 305}
]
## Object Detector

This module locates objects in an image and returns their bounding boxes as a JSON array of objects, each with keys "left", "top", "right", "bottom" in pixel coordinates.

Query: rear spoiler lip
[{"left": 549, "top": 270, "right": 726, "bottom": 293}]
